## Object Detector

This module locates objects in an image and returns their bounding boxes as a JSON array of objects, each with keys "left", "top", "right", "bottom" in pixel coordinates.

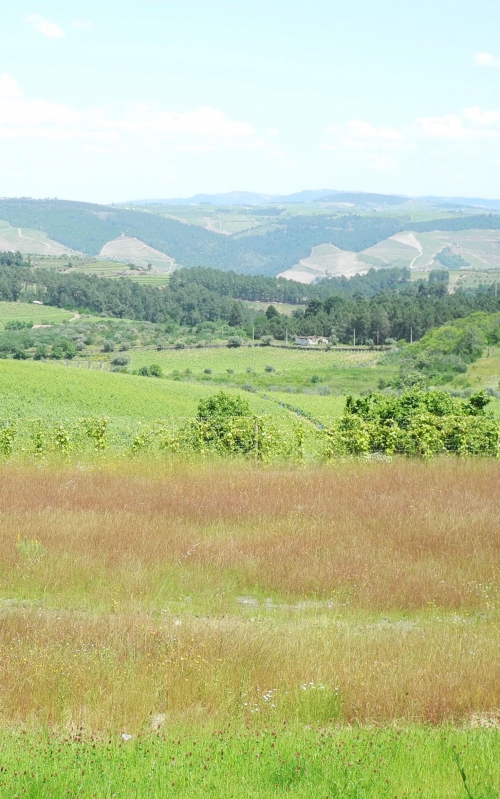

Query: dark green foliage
[
  {"left": 111, "top": 355, "right": 130, "bottom": 367},
  {"left": 137, "top": 364, "right": 163, "bottom": 378},
  {"left": 410, "top": 214, "right": 500, "bottom": 235},
  {"left": 197, "top": 391, "right": 251, "bottom": 421},
  {"left": 435, "top": 247, "right": 470, "bottom": 269},
  {"left": 4, "top": 320, "right": 33, "bottom": 330},
  {"left": 428, "top": 269, "right": 449, "bottom": 284},
  {"left": 395, "top": 312, "right": 499, "bottom": 385},
  {"left": 325, "top": 389, "right": 498, "bottom": 457},
  {"left": 1, "top": 251, "right": 500, "bottom": 347}
]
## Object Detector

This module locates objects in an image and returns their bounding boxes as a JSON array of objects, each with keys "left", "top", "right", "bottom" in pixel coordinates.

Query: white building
[{"left": 294, "top": 336, "right": 329, "bottom": 346}]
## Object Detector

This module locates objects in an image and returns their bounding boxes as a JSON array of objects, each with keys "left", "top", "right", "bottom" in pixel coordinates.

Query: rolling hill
[{"left": 1, "top": 197, "right": 500, "bottom": 280}]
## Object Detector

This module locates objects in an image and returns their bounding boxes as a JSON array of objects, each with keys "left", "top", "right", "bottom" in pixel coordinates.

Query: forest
[{"left": 1, "top": 254, "right": 500, "bottom": 346}]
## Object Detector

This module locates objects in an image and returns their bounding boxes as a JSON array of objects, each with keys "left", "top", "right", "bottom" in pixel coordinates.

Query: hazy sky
[{"left": 2, "top": 0, "right": 500, "bottom": 201}]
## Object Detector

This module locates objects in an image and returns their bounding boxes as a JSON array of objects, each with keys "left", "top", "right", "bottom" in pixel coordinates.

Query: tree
[
  {"left": 266, "top": 305, "right": 280, "bottom": 320},
  {"left": 197, "top": 391, "right": 251, "bottom": 421},
  {"left": 229, "top": 301, "right": 245, "bottom": 327}
]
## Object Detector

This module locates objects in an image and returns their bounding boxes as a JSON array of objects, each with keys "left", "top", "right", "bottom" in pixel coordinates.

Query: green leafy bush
[
  {"left": 137, "top": 364, "right": 163, "bottom": 378},
  {"left": 324, "top": 389, "right": 498, "bottom": 458}
]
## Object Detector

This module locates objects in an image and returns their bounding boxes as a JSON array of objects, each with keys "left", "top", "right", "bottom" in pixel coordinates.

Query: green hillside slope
[
  {"left": 0, "top": 360, "right": 290, "bottom": 423},
  {"left": 1, "top": 198, "right": 500, "bottom": 278}
]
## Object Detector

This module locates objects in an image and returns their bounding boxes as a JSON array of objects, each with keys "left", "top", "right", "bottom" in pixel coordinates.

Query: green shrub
[
  {"left": 137, "top": 364, "right": 163, "bottom": 378},
  {"left": 324, "top": 389, "right": 498, "bottom": 458}
]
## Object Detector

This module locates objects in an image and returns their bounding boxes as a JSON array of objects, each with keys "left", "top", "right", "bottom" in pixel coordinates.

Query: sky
[{"left": 2, "top": 0, "right": 500, "bottom": 202}]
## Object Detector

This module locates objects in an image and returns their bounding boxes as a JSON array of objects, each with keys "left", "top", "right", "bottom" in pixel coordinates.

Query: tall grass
[{"left": 0, "top": 459, "right": 499, "bottom": 731}]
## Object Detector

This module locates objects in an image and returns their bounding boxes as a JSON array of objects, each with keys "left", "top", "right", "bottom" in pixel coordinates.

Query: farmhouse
[{"left": 294, "top": 335, "right": 329, "bottom": 346}]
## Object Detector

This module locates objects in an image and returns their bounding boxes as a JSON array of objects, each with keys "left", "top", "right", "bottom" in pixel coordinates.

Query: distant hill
[
  {"left": 420, "top": 196, "right": 500, "bottom": 211},
  {"left": 127, "top": 190, "right": 339, "bottom": 206},
  {"left": 0, "top": 198, "right": 404, "bottom": 276},
  {"left": 1, "top": 196, "right": 500, "bottom": 278},
  {"left": 317, "top": 192, "right": 409, "bottom": 206}
]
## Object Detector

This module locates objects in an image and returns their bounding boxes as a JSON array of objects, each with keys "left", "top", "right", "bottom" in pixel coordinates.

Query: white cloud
[
  {"left": 414, "top": 107, "right": 500, "bottom": 140},
  {"left": 112, "top": 104, "right": 257, "bottom": 138},
  {"left": 71, "top": 19, "right": 95, "bottom": 30},
  {"left": 326, "top": 119, "right": 404, "bottom": 152},
  {"left": 413, "top": 114, "right": 472, "bottom": 140},
  {"left": 0, "top": 73, "right": 23, "bottom": 99},
  {"left": 0, "top": 74, "right": 264, "bottom": 153},
  {"left": 25, "top": 14, "right": 65, "bottom": 39},
  {"left": 323, "top": 119, "right": 404, "bottom": 169},
  {"left": 336, "top": 119, "right": 404, "bottom": 143},
  {"left": 463, "top": 105, "right": 500, "bottom": 126},
  {"left": 474, "top": 52, "right": 500, "bottom": 67}
]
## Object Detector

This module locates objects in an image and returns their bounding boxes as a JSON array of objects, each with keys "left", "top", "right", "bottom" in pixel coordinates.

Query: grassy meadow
[
  {"left": 0, "top": 459, "right": 499, "bottom": 796},
  {"left": 128, "top": 345, "right": 391, "bottom": 396},
  {"left": 0, "top": 301, "right": 500, "bottom": 795},
  {"left": 0, "top": 360, "right": 299, "bottom": 424},
  {"left": 0, "top": 301, "right": 74, "bottom": 327}
]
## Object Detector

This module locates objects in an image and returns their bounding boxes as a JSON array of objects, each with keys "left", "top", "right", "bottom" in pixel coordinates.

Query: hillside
[
  {"left": 0, "top": 359, "right": 290, "bottom": 424},
  {"left": 1, "top": 198, "right": 500, "bottom": 281}
]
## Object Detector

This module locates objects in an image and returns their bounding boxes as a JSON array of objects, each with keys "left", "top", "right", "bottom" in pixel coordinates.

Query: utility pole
[
  {"left": 353, "top": 328, "right": 356, "bottom": 347},
  {"left": 410, "top": 326, "right": 413, "bottom": 344},
  {"left": 252, "top": 324, "right": 255, "bottom": 342},
  {"left": 285, "top": 327, "right": 288, "bottom": 344}
]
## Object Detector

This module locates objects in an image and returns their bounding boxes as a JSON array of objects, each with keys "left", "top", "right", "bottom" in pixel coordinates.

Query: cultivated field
[
  {"left": 0, "top": 460, "right": 499, "bottom": 796},
  {"left": 0, "top": 360, "right": 293, "bottom": 424},
  {"left": 128, "top": 346, "right": 388, "bottom": 396},
  {"left": 0, "top": 219, "right": 77, "bottom": 256},
  {"left": 99, "top": 236, "right": 176, "bottom": 271},
  {"left": 0, "top": 301, "right": 74, "bottom": 327},
  {"left": 279, "top": 228, "right": 500, "bottom": 283}
]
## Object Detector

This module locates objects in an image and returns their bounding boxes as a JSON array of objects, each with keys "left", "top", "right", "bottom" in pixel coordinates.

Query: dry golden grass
[{"left": 0, "top": 458, "right": 499, "bottom": 730}]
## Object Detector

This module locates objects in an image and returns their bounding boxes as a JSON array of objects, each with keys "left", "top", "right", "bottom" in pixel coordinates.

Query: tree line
[{"left": 1, "top": 254, "right": 500, "bottom": 344}]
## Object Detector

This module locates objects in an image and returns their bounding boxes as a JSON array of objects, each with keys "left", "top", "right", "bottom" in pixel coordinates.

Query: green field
[
  {"left": 0, "top": 360, "right": 293, "bottom": 423},
  {"left": 128, "top": 346, "right": 393, "bottom": 395},
  {"left": 0, "top": 301, "right": 74, "bottom": 327},
  {"left": 1, "top": 725, "right": 498, "bottom": 798}
]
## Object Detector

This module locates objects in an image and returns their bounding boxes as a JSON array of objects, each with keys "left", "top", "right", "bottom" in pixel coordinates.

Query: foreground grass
[
  {"left": 1, "top": 459, "right": 500, "bottom": 733},
  {"left": 0, "top": 726, "right": 499, "bottom": 798}
]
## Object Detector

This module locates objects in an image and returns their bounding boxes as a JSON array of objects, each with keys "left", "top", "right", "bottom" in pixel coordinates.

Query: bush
[
  {"left": 137, "top": 364, "right": 163, "bottom": 378},
  {"left": 324, "top": 389, "right": 498, "bottom": 458},
  {"left": 227, "top": 337, "right": 242, "bottom": 348},
  {"left": 34, "top": 344, "right": 49, "bottom": 360},
  {"left": 260, "top": 335, "right": 272, "bottom": 346},
  {"left": 264, "top": 364, "right": 275, "bottom": 373},
  {"left": 111, "top": 355, "right": 130, "bottom": 368},
  {"left": 5, "top": 320, "right": 33, "bottom": 330},
  {"left": 197, "top": 391, "right": 251, "bottom": 421}
]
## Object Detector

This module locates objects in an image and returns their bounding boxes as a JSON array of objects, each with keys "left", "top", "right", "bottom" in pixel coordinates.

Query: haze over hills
[
  {"left": 126, "top": 190, "right": 341, "bottom": 206},
  {"left": 1, "top": 194, "right": 500, "bottom": 282},
  {"left": 126, "top": 190, "right": 500, "bottom": 210}
]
